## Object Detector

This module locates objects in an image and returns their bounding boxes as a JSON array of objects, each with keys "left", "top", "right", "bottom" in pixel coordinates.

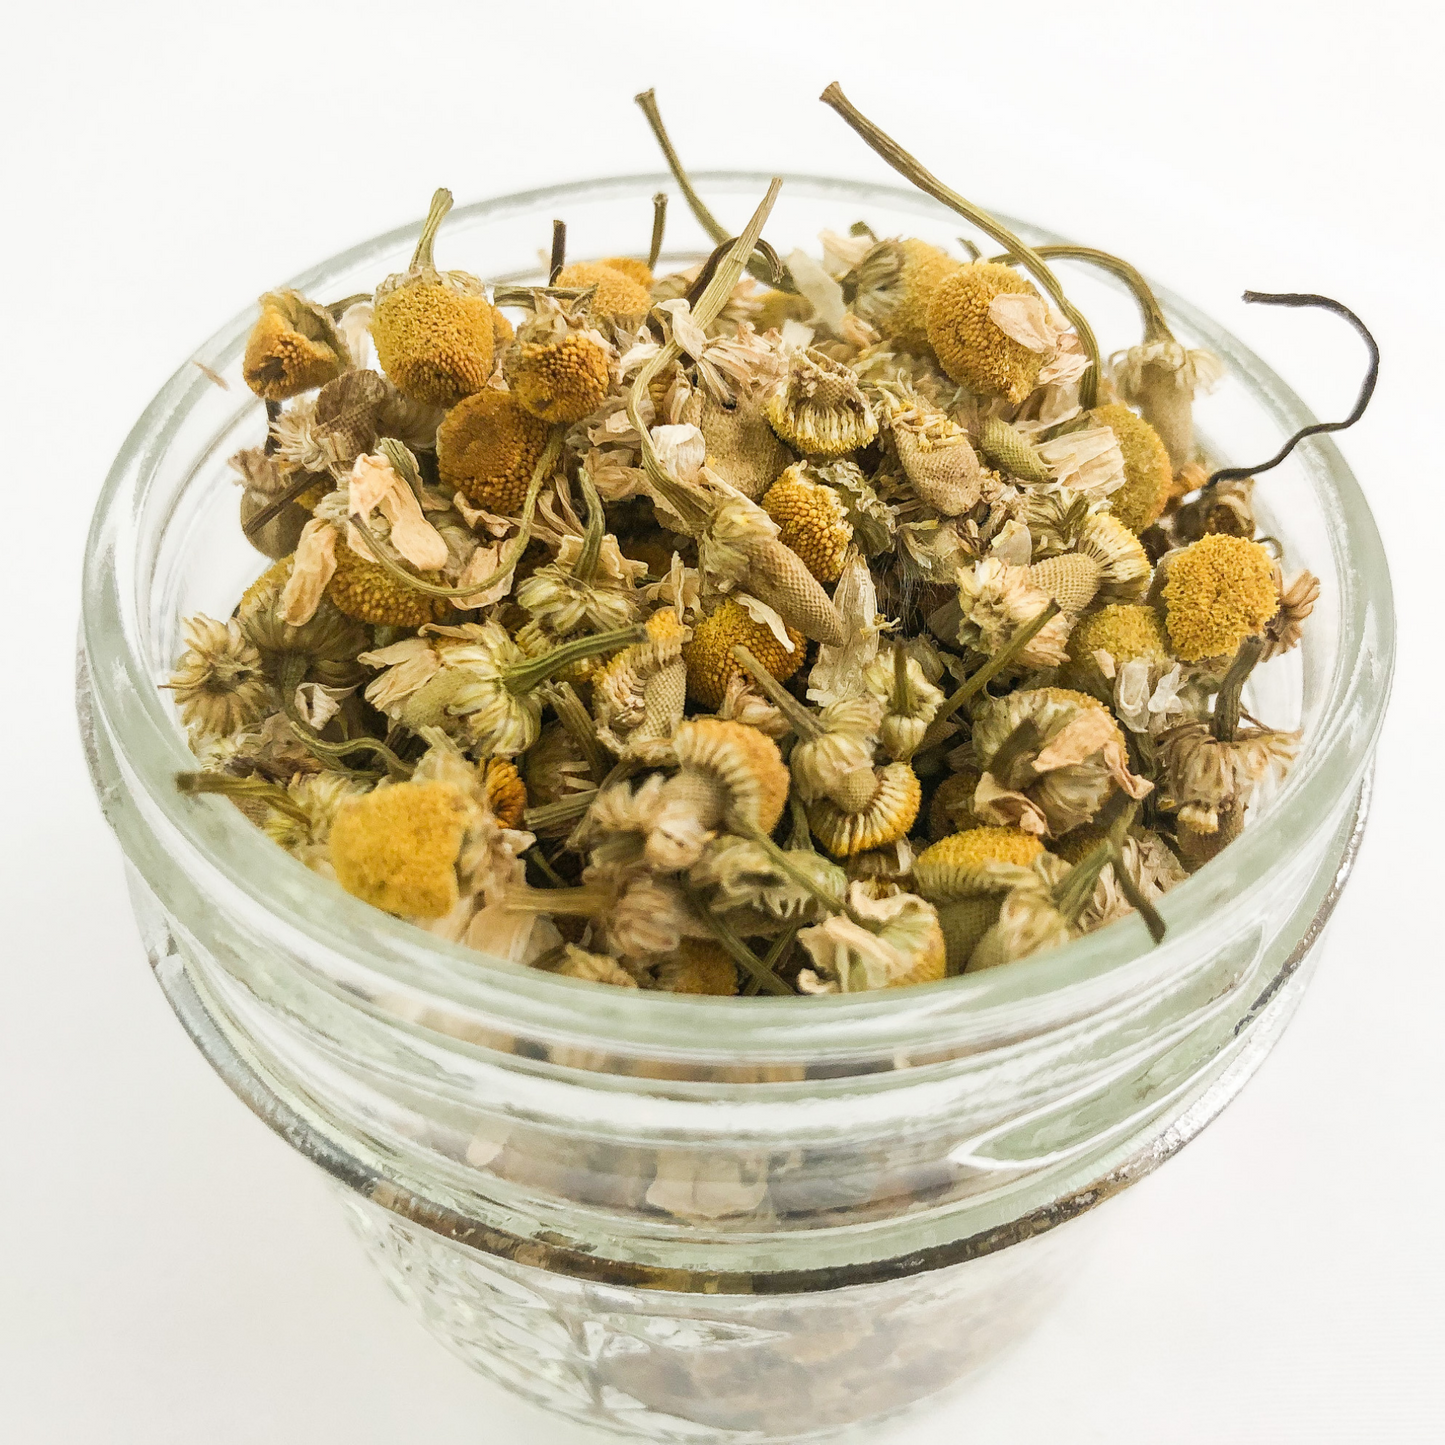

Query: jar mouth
[{"left": 81, "top": 171, "right": 1395, "bottom": 1061}]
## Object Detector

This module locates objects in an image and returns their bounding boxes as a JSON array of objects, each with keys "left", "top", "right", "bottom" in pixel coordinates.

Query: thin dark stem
[
  {"left": 683, "top": 236, "right": 783, "bottom": 310},
  {"left": 549, "top": 220, "right": 567, "bottom": 285},
  {"left": 1112, "top": 850, "right": 1168, "bottom": 944},
  {"left": 680, "top": 883, "right": 793, "bottom": 996},
  {"left": 1207, "top": 292, "right": 1378, "bottom": 485},
  {"left": 242, "top": 468, "right": 318, "bottom": 539},
  {"left": 1022, "top": 244, "right": 1173, "bottom": 343},
  {"left": 263, "top": 400, "right": 282, "bottom": 457}
]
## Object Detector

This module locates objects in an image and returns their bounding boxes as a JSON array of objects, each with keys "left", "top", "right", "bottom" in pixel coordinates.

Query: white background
[{"left": 2, "top": 1, "right": 1441, "bottom": 1440}]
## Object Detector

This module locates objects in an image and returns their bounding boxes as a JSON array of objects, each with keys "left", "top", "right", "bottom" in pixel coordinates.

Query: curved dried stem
[
  {"left": 819, "top": 82, "right": 1101, "bottom": 408},
  {"left": 411, "top": 188, "right": 453, "bottom": 275}
]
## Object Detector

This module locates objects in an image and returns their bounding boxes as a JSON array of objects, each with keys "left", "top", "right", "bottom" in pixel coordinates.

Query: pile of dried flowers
[{"left": 170, "top": 84, "right": 1369, "bottom": 998}]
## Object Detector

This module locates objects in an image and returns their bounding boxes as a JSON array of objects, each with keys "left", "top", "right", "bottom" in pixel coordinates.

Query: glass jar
[{"left": 79, "top": 174, "right": 1393, "bottom": 1442}]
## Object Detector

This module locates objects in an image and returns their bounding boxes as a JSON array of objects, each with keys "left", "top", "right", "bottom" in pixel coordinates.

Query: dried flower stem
[
  {"left": 1211, "top": 633, "right": 1266, "bottom": 743},
  {"left": 648, "top": 191, "right": 668, "bottom": 271},
  {"left": 573, "top": 466, "right": 605, "bottom": 586},
  {"left": 350, "top": 427, "right": 564, "bottom": 598},
  {"left": 411, "top": 188, "right": 453, "bottom": 275},
  {"left": 819, "top": 82, "right": 1101, "bottom": 408},
  {"left": 920, "top": 600, "right": 1063, "bottom": 747},
  {"left": 1207, "top": 292, "right": 1378, "bottom": 486},
  {"left": 1112, "top": 849, "right": 1168, "bottom": 944},
  {"left": 745, "top": 922, "right": 802, "bottom": 996},
  {"left": 525, "top": 788, "right": 599, "bottom": 832},
  {"left": 543, "top": 680, "right": 609, "bottom": 782},
  {"left": 732, "top": 645, "right": 822, "bottom": 739},
  {"left": 549, "top": 219, "right": 567, "bottom": 285},
  {"left": 491, "top": 283, "right": 598, "bottom": 308},
  {"left": 176, "top": 771, "right": 312, "bottom": 825},
  {"left": 1016, "top": 244, "right": 1174, "bottom": 344},
  {"left": 634, "top": 89, "right": 791, "bottom": 291},
  {"left": 242, "top": 467, "right": 320, "bottom": 540},
  {"left": 327, "top": 292, "right": 372, "bottom": 319},
  {"left": 735, "top": 819, "right": 867, "bottom": 928},
  {"left": 680, "top": 881, "right": 793, "bottom": 995},
  {"left": 524, "top": 846, "right": 569, "bottom": 888},
  {"left": 502, "top": 624, "right": 648, "bottom": 696}
]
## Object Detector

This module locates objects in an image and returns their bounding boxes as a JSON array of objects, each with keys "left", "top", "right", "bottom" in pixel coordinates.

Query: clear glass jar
[{"left": 79, "top": 174, "right": 1393, "bottom": 1442}]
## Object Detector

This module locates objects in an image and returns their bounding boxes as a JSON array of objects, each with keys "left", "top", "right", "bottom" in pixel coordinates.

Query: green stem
[
  {"left": 524, "top": 846, "right": 569, "bottom": 888},
  {"left": 326, "top": 292, "right": 372, "bottom": 319},
  {"left": 242, "top": 467, "right": 319, "bottom": 540},
  {"left": 1052, "top": 841, "right": 1116, "bottom": 925},
  {"left": 648, "top": 191, "right": 668, "bottom": 271},
  {"left": 175, "top": 771, "right": 312, "bottom": 825},
  {"left": 411, "top": 188, "right": 453, "bottom": 276},
  {"left": 490, "top": 283, "right": 598, "bottom": 309},
  {"left": 920, "top": 600, "right": 1062, "bottom": 746},
  {"left": 732, "top": 645, "right": 822, "bottom": 739},
  {"left": 350, "top": 427, "right": 564, "bottom": 599},
  {"left": 573, "top": 466, "right": 605, "bottom": 586},
  {"left": 275, "top": 654, "right": 412, "bottom": 780},
  {"left": 819, "top": 83, "right": 1101, "bottom": 409},
  {"left": 747, "top": 922, "right": 802, "bottom": 996},
  {"left": 1112, "top": 846, "right": 1168, "bottom": 944},
  {"left": 501, "top": 624, "right": 648, "bottom": 696},
  {"left": 889, "top": 642, "right": 915, "bottom": 716}
]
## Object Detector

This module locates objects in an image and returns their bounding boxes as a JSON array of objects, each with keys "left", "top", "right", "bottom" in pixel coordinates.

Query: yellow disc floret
[
  {"left": 760, "top": 465, "right": 853, "bottom": 586},
  {"left": 598, "top": 255, "right": 654, "bottom": 290},
  {"left": 478, "top": 756, "right": 528, "bottom": 829},
  {"left": 436, "top": 389, "right": 552, "bottom": 513},
  {"left": 243, "top": 291, "right": 349, "bottom": 401},
  {"left": 325, "top": 543, "right": 450, "bottom": 628},
  {"left": 1094, "top": 403, "right": 1173, "bottom": 533},
  {"left": 926, "top": 262, "right": 1044, "bottom": 403},
  {"left": 684, "top": 598, "right": 805, "bottom": 709},
  {"left": 555, "top": 261, "right": 652, "bottom": 321},
  {"left": 510, "top": 334, "right": 611, "bottom": 424},
  {"left": 330, "top": 781, "right": 467, "bottom": 919},
  {"left": 372, "top": 282, "right": 495, "bottom": 409},
  {"left": 654, "top": 939, "right": 739, "bottom": 996},
  {"left": 1162, "top": 534, "right": 1278, "bottom": 662},
  {"left": 917, "top": 828, "right": 1044, "bottom": 882}
]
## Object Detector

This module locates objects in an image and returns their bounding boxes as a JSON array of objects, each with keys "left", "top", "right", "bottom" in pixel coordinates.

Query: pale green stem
[
  {"left": 411, "top": 188, "right": 453, "bottom": 275},
  {"left": 819, "top": 83, "right": 1101, "bottom": 409},
  {"left": 1212, "top": 634, "right": 1265, "bottom": 743},
  {"left": 732, "top": 645, "right": 822, "bottom": 740},
  {"left": 542, "top": 680, "right": 609, "bottom": 783},
  {"left": 524, "top": 789, "right": 599, "bottom": 833},
  {"left": 176, "top": 772, "right": 312, "bottom": 825},
  {"left": 648, "top": 192, "right": 668, "bottom": 271},
  {"left": 735, "top": 820, "right": 867, "bottom": 929},
  {"left": 501, "top": 624, "right": 648, "bottom": 696},
  {"left": 679, "top": 882, "right": 793, "bottom": 996}
]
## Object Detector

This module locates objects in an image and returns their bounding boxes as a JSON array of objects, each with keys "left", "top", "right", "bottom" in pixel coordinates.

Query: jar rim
[{"left": 81, "top": 171, "right": 1395, "bottom": 1060}]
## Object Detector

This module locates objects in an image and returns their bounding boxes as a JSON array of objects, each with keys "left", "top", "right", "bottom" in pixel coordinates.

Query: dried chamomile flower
[
  {"left": 765, "top": 348, "right": 878, "bottom": 457},
  {"left": 1155, "top": 720, "right": 1298, "bottom": 835},
  {"left": 925, "top": 263, "right": 1045, "bottom": 403},
  {"left": 928, "top": 767, "right": 985, "bottom": 840},
  {"left": 807, "top": 760, "right": 921, "bottom": 857},
  {"left": 555, "top": 260, "right": 653, "bottom": 323},
  {"left": 555, "top": 943, "right": 640, "bottom": 988},
  {"left": 592, "top": 606, "right": 690, "bottom": 758},
  {"left": 506, "top": 295, "right": 613, "bottom": 424},
  {"left": 653, "top": 939, "right": 739, "bottom": 996},
  {"left": 1027, "top": 511, "right": 1151, "bottom": 615},
  {"left": 1092, "top": 403, "right": 1172, "bottom": 534},
  {"left": 695, "top": 390, "right": 794, "bottom": 500},
  {"left": 644, "top": 717, "right": 791, "bottom": 870},
  {"left": 1161, "top": 534, "right": 1278, "bottom": 662},
  {"left": 760, "top": 464, "right": 854, "bottom": 586},
  {"left": 849, "top": 237, "right": 961, "bottom": 353},
  {"left": 524, "top": 722, "right": 595, "bottom": 808},
  {"left": 233, "top": 447, "right": 310, "bottom": 559},
  {"left": 263, "top": 771, "right": 368, "bottom": 875},
  {"left": 1111, "top": 339, "right": 1223, "bottom": 468},
  {"left": 951, "top": 557, "right": 1073, "bottom": 668},
  {"left": 362, "top": 619, "right": 642, "bottom": 757},
  {"left": 273, "top": 370, "right": 389, "bottom": 478},
  {"left": 239, "top": 556, "right": 370, "bottom": 690},
  {"left": 372, "top": 190, "right": 494, "bottom": 408},
  {"left": 325, "top": 536, "right": 451, "bottom": 629},
  {"left": 797, "top": 884, "right": 945, "bottom": 993},
  {"left": 1062, "top": 603, "right": 1171, "bottom": 700},
  {"left": 684, "top": 597, "right": 804, "bottom": 709},
  {"left": 330, "top": 781, "right": 469, "bottom": 919},
  {"left": 688, "top": 834, "right": 847, "bottom": 932},
  {"left": 436, "top": 388, "right": 553, "bottom": 513},
  {"left": 517, "top": 530, "right": 646, "bottom": 639},
  {"left": 966, "top": 853, "right": 1076, "bottom": 972},
  {"left": 1064, "top": 826, "right": 1187, "bottom": 932},
  {"left": 862, "top": 644, "right": 945, "bottom": 761},
  {"left": 913, "top": 826, "right": 1046, "bottom": 971},
  {"left": 166, "top": 615, "right": 272, "bottom": 738},
  {"left": 243, "top": 290, "right": 351, "bottom": 401},
  {"left": 971, "top": 686, "right": 1152, "bottom": 837},
  {"left": 1262, "top": 567, "right": 1320, "bottom": 660},
  {"left": 888, "top": 402, "right": 986, "bottom": 516}
]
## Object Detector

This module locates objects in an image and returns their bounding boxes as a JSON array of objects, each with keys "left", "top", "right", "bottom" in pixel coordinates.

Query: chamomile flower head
[
  {"left": 555, "top": 261, "right": 652, "bottom": 323},
  {"left": 167, "top": 615, "right": 272, "bottom": 738},
  {"left": 436, "top": 388, "right": 553, "bottom": 513},
  {"left": 1093, "top": 403, "right": 1172, "bottom": 534},
  {"left": 925, "top": 263, "right": 1044, "bottom": 403},
  {"left": 765, "top": 348, "right": 878, "bottom": 457},
  {"left": 760, "top": 464, "right": 854, "bottom": 586},
  {"left": 684, "top": 598, "right": 805, "bottom": 709},
  {"left": 850, "top": 237, "right": 961, "bottom": 353},
  {"left": 1162, "top": 534, "right": 1279, "bottom": 662},
  {"left": 243, "top": 290, "right": 351, "bottom": 401}
]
